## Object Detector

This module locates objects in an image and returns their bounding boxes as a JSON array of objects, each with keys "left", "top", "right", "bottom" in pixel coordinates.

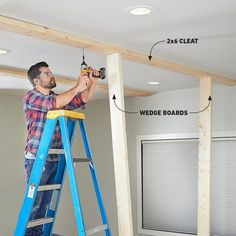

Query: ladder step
[
  {"left": 48, "top": 149, "right": 64, "bottom": 154},
  {"left": 86, "top": 224, "right": 108, "bottom": 235},
  {"left": 38, "top": 184, "right": 61, "bottom": 191},
  {"left": 27, "top": 217, "right": 53, "bottom": 228},
  {"left": 73, "top": 157, "right": 92, "bottom": 163}
]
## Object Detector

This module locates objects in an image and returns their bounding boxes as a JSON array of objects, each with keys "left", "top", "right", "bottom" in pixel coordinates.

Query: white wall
[{"left": 0, "top": 84, "right": 235, "bottom": 236}]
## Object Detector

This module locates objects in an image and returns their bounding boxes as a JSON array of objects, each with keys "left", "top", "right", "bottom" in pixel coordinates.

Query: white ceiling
[{"left": 0, "top": 0, "right": 236, "bottom": 98}]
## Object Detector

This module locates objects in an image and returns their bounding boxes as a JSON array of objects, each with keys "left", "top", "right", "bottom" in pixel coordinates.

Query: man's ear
[{"left": 33, "top": 78, "right": 40, "bottom": 85}]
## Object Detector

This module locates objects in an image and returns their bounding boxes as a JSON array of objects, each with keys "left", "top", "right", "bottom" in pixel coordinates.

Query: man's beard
[
  {"left": 48, "top": 80, "right": 56, "bottom": 89},
  {"left": 42, "top": 78, "right": 56, "bottom": 89}
]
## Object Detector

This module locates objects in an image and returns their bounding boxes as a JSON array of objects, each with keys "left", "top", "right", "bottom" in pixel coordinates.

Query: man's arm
[
  {"left": 81, "top": 75, "right": 98, "bottom": 103},
  {"left": 56, "top": 72, "right": 90, "bottom": 109}
]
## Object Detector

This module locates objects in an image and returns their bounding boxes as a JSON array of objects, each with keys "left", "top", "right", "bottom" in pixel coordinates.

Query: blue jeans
[{"left": 24, "top": 159, "right": 58, "bottom": 236}]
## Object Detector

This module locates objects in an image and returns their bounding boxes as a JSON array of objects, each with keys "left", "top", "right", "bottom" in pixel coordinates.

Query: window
[{"left": 137, "top": 133, "right": 236, "bottom": 236}]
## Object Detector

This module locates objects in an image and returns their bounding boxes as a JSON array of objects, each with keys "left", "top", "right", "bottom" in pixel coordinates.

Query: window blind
[{"left": 140, "top": 136, "right": 236, "bottom": 236}]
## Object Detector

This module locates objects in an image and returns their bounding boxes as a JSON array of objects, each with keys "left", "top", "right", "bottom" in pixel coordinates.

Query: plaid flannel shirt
[{"left": 23, "top": 89, "right": 85, "bottom": 160}]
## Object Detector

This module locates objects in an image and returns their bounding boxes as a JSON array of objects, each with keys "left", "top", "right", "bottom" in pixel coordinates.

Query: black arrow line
[
  {"left": 112, "top": 95, "right": 138, "bottom": 114},
  {"left": 189, "top": 96, "right": 212, "bottom": 114},
  {"left": 148, "top": 40, "right": 166, "bottom": 61}
]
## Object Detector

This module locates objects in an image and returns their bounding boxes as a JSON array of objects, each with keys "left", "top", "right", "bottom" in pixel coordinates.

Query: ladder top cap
[{"left": 47, "top": 110, "right": 85, "bottom": 120}]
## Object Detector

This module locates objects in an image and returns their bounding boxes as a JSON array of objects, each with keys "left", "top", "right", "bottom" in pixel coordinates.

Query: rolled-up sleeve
[
  {"left": 63, "top": 93, "right": 86, "bottom": 110},
  {"left": 24, "top": 90, "right": 57, "bottom": 112}
]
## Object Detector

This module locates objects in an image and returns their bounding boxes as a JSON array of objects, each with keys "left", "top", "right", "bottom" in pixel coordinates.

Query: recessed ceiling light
[
  {"left": 127, "top": 5, "right": 156, "bottom": 16},
  {"left": 148, "top": 81, "right": 160, "bottom": 85},
  {"left": 0, "top": 48, "right": 11, "bottom": 54}
]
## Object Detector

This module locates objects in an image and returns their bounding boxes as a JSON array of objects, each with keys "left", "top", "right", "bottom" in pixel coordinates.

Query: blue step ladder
[{"left": 14, "top": 110, "right": 111, "bottom": 236}]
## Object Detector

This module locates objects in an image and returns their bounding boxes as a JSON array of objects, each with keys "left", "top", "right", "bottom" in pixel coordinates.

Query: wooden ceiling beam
[
  {"left": 0, "top": 15, "right": 235, "bottom": 86},
  {"left": 0, "top": 66, "right": 153, "bottom": 97}
]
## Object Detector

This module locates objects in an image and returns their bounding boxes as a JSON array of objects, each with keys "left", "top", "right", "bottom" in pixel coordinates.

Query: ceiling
[{"left": 0, "top": 0, "right": 236, "bottom": 99}]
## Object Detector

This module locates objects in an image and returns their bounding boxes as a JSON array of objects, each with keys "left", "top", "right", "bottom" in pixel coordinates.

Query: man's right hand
[{"left": 77, "top": 72, "right": 91, "bottom": 92}]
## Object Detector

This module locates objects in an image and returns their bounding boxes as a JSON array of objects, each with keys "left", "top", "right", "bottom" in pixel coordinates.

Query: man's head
[{"left": 27, "top": 61, "right": 56, "bottom": 89}]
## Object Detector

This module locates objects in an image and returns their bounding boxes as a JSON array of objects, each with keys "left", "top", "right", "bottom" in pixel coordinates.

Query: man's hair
[{"left": 27, "top": 61, "right": 49, "bottom": 86}]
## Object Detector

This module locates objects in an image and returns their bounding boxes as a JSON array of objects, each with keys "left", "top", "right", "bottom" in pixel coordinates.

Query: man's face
[{"left": 37, "top": 67, "right": 56, "bottom": 89}]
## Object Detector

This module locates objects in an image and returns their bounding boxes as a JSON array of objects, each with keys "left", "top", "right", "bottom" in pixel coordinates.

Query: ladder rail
[{"left": 79, "top": 120, "right": 112, "bottom": 236}]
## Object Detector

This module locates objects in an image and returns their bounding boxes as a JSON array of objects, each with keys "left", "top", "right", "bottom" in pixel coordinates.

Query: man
[{"left": 23, "top": 61, "right": 98, "bottom": 235}]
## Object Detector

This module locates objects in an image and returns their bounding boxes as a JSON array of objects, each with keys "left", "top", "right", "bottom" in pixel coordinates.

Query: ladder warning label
[{"left": 27, "top": 184, "right": 35, "bottom": 198}]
